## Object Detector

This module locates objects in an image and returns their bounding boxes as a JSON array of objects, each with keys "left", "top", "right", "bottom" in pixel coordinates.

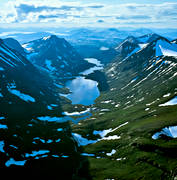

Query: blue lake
[{"left": 65, "top": 76, "right": 100, "bottom": 106}]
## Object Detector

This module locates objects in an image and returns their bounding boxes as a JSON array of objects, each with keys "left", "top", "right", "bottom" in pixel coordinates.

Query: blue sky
[{"left": 0, "top": 0, "right": 177, "bottom": 28}]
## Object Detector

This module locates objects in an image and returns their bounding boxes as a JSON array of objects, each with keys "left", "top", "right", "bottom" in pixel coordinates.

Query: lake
[{"left": 63, "top": 58, "right": 103, "bottom": 105}]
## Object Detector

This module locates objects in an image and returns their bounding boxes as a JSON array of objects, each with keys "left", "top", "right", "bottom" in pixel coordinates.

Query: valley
[{"left": 0, "top": 30, "right": 177, "bottom": 180}]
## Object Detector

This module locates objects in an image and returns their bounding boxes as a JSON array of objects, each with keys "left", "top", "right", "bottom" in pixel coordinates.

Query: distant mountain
[
  {"left": 92, "top": 47, "right": 118, "bottom": 65},
  {"left": 1, "top": 31, "right": 53, "bottom": 44},
  {"left": 115, "top": 33, "right": 161, "bottom": 58},
  {"left": 137, "top": 33, "right": 160, "bottom": 43},
  {"left": 67, "top": 28, "right": 153, "bottom": 46},
  {"left": 64, "top": 28, "right": 123, "bottom": 58},
  {"left": 91, "top": 33, "right": 161, "bottom": 65}
]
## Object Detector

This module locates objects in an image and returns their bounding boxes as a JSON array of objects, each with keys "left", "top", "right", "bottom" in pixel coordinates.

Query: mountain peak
[
  {"left": 137, "top": 33, "right": 161, "bottom": 44},
  {"left": 42, "top": 35, "right": 59, "bottom": 41}
]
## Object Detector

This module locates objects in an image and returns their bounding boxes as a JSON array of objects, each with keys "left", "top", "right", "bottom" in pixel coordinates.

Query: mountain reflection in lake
[{"left": 65, "top": 76, "right": 100, "bottom": 105}]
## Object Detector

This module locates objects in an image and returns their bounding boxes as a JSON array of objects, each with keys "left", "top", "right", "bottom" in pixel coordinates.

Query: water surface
[{"left": 64, "top": 76, "right": 100, "bottom": 105}]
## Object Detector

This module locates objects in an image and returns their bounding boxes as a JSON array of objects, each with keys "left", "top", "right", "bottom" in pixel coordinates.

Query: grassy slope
[{"left": 72, "top": 49, "right": 177, "bottom": 179}]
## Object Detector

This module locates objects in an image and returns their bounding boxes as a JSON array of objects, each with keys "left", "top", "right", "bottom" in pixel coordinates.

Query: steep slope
[
  {"left": 3, "top": 38, "right": 26, "bottom": 56},
  {"left": 0, "top": 39, "right": 88, "bottom": 178},
  {"left": 72, "top": 36, "right": 177, "bottom": 179},
  {"left": 22, "top": 35, "right": 93, "bottom": 79},
  {"left": 114, "top": 33, "right": 161, "bottom": 62},
  {"left": 0, "top": 38, "right": 61, "bottom": 113}
]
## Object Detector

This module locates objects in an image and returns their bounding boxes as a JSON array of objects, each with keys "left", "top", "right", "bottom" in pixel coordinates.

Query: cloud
[
  {"left": 58, "top": 5, "right": 83, "bottom": 11},
  {"left": 0, "top": 1, "right": 177, "bottom": 28},
  {"left": 88, "top": 5, "right": 104, "bottom": 9},
  {"left": 159, "top": 7, "right": 177, "bottom": 17},
  {"left": 14, "top": 2, "right": 104, "bottom": 17},
  {"left": 38, "top": 14, "right": 67, "bottom": 20},
  {"left": 160, "top": 11, "right": 177, "bottom": 16},
  {"left": 15, "top": 4, "right": 57, "bottom": 14},
  {"left": 116, "top": 15, "right": 151, "bottom": 20},
  {"left": 97, "top": 19, "right": 104, "bottom": 23},
  {"left": 126, "top": 5, "right": 137, "bottom": 10},
  {"left": 15, "top": 3, "right": 83, "bottom": 16}
]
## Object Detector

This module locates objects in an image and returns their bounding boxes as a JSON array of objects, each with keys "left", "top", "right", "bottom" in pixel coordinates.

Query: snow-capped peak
[{"left": 43, "top": 36, "right": 51, "bottom": 41}]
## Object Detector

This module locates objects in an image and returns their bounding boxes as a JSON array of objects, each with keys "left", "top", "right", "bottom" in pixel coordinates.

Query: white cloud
[{"left": 0, "top": 1, "right": 177, "bottom": 28}]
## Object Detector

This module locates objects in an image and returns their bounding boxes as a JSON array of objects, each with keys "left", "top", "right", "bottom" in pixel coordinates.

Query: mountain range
[{"left": 0, "top": 31, "right": 177, "bottom": 179}]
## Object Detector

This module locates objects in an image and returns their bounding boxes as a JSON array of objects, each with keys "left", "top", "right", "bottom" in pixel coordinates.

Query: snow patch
[
  {"left": 43, "top": 36, "right": 51, "bottom": 40},
  {"left": 72, "top": 133, "right": 97, "bottom": 146},
  {"left": 116, "top": 157, "right": 126, "bottom": 161},
  {"left": 106, "top": 149, "right": 116, "bottom": 156},
  {"left": 81, "top": 153, "right": 95, "bottom": 157},
  {"left": 0, "top": 123, "right": 8, "bottom": 129},
  {"left": 25, "top": 150, "right": 50, "bottom": 158},
  {"left": 159, "top": 96, "right": 177, "bottom": 106},
  {"left": 5, "top": 158, "right": 27, "bottom": 167},
  {"left": 152, "top": 126, "right": 177, "bottom": 139},
  {"left": 156, "top": 39, "right": 177, "bottom": 57},
  {"left": 37, "top": 116, "right": 72, "bottom": 123},
  {"left": 45, "top": 59, "right": 56, "bottom": 72},
  {"left": 8, "top": 89, "right": 35, "bottom": 103},
  {"left": 62, "top": 108, "right": 90, "bottom": 116},
  {"left": 0, "top": 67, "right": 4, "bottom": 71},
  {"left": 163, "top": 93, "right": 171, "bottom": 97},
  {"left": 57, "top": 128, "right": 63, "bottom": 132},
  {"left": 139, "top": 43, "right": 148, "bottom": 49},
  {"left": 72, "top": 122, "right": 128, "bottom": 146},
  {"left": 100, "top": 46, "right": 109, "bottom": 51},
  {"left": 0, "top": 141, "right": 5, "bottom": 153}
]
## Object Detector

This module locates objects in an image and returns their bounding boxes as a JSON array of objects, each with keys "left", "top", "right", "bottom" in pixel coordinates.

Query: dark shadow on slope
[
  {"left": 0, "top": 80, "right": 91, "bottom": 179},
  {"left": 85, "top": 70, "right": 109, "bottom": 92},
  {"left": 0, "top": 99, "right": 92, "bottom": 179},
  {"left": 0, "top": 37, "right": 92, "bottom": 179}
]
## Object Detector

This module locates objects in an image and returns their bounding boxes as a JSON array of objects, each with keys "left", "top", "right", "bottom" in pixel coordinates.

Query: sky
[{"left": 0, "top": 0, "right": 177, "bottom": 29}]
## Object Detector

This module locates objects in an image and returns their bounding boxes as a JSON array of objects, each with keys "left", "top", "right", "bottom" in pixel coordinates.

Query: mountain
[
  {"left": 137, "top": 33, "right": 160, "bottom": 43},
  {"left": 0, "top": 31, "right": 53, "bottom": 44},
  {"left": 3, "top": 38, "right": 26, "bottom": 56},
  {"left": 114, "top": 33, "right": 161, "bottom": 60},
  {"left": 91, "top": 33, "right": 161, "bottom": 65},
  {"left": 1, "top": 30, "right": 177, "bottom": 179},
  {"left": 67, "top": 28, "right": 153, "bottom": 47},
  {"left": 64, "top": 28, "right": 123, "bottom": 58},
  {"left": 22, "top": 35, "right": 93, "bottom": 79},
  {"left": 0, "top": 38, "right": 61, "bottom": 111},
  {"left": 0, "top": 39, "right": 89, "bottom": 178},
  {"left": 72, "top": 35, "right": 177, "bottom": 179}
]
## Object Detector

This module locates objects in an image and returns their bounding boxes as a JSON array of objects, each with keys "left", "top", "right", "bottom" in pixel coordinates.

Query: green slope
[{"left": 72, "top": 38, "right": 177, "bottom": 180}]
